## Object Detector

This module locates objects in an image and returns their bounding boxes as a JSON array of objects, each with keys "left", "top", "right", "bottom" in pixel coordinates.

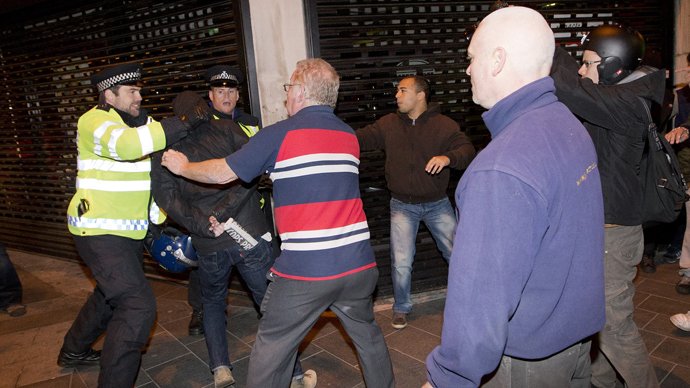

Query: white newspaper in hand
[{"left": 223, "top": 217, "right": 258, "bottom": 250}]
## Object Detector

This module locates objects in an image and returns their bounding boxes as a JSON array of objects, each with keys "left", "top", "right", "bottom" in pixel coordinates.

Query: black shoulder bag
[{"left": 639, "top": 97, "right": 689, "bottom": 224}]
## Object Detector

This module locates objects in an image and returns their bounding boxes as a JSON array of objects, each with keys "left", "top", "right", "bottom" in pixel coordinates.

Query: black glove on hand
[
  {"left": 143, "top": 222, "right": 163, "bottom": 257},
  {"left": 173, "top": 91, "right": 214, "bottom": 131},
  {"left": 160, "top": 116, "right": 188, "bottom": 147}
]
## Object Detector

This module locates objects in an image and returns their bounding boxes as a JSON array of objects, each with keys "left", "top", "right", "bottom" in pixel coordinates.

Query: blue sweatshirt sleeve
[{"left": 426, "top": 169, "right": 548, "bottom": 387}]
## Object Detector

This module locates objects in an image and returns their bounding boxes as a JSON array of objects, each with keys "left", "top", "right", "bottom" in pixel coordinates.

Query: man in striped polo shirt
[{"left": 162, "top": 58, "right": 395, "bottom": 388}]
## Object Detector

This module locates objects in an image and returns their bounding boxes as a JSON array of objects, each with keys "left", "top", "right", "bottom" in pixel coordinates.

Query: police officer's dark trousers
[{"left": 63, "top": 235, "right": 156, "bottom": 388}]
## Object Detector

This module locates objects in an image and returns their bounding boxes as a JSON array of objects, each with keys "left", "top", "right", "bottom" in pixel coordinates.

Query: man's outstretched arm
[{"left": 161, "top": 149, "right": 238, "bottom": 185}]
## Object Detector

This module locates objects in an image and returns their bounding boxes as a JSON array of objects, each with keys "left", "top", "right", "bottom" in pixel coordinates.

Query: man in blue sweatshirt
[{"left": 425, "top": 7, "right": 606, "bottom": 387}]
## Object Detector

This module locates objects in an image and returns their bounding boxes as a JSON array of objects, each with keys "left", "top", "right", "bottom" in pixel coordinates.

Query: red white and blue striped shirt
[{"left": 225, "top": 105, "right": 376, "bottom": 280}]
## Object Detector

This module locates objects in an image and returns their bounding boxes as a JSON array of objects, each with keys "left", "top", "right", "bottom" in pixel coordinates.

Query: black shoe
[
  {"left": 640, "top": 255, "right": 656, "bottom": 274},
  {"left": 57, "top": 348, "right": 101, "bottom": 368},
  {"left": 188, "top": 309, "right": 204, "bottom": 336}
]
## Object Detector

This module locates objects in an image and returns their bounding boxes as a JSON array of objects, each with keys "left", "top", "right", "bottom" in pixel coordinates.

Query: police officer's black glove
[
  {"left": 143, "top": 222, "right": 163, "bottom": 257},
  {"left": 160, "top": 116, "right": 188, "bottom": 147},
  {"left": 172, "top": 91, "right": 214, "bottom": 131}
]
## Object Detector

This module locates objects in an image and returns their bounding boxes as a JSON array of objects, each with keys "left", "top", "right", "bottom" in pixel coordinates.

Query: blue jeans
[
  {"left": 198, "top": 239, "right": 274, "bottom": 371},
  {"left": 390, "top": 197, "right": 456, "bottom": 313}
]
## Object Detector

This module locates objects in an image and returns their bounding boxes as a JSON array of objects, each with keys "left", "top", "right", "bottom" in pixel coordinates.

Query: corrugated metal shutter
[
  {"left": 0, "top": 0, "right": 248, "bottom": 260},
  {"left": 311, "top": 0, "right": 672, "bottom": 296}
]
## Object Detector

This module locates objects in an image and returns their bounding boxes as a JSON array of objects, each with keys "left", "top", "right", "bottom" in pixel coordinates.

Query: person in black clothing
[
  {"left": 663, "top": 57, "right": 690, "bottom": 294},
  {"left": 185, "top": 65, "right": 263, "bottom": 336},
  {"left": 0, "top": 240, "right": 25, "bottom": 317},
  {"left": 550, "top": 25, "right": 665, "bottom": 388}
]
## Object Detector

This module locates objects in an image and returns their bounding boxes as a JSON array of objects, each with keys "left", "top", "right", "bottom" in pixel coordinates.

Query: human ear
[
  {"left": 104, "top": 89, "right": 115, "bottom": 105},
  {"left": 491, "top": 47, "right": 507, "bottom": 77}
]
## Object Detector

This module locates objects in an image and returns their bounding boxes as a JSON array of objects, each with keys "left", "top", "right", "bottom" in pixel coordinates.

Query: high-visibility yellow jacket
[
  {"left": 212, "top": 115, "right": 259, "bottom": 138},
  {"left": 211, "top": 107, "right": 260, "bottom": 138},
  {"left": 67, "top": 106, "right": 167, "bottom": 239}
]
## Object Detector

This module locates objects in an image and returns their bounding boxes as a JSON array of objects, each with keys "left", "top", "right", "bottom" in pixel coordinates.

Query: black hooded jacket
[
  {"left": 550, "top": 46, "right": 666, "bottom": 225},
  {"left": 151, "top": 91, "right": 269, "bottom": 255}
]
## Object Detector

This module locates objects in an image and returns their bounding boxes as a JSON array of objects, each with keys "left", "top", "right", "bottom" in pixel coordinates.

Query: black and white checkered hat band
[
  {"left": 210, "top": 71, "right": 238, "bottom": 83},
  {"left": 96, "top": 71, "right": 141, "bottom": 92}
]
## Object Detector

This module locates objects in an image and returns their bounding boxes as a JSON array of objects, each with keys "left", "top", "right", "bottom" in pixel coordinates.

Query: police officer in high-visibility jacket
[
  {"left": 58, "top": 62, "right": 211, "bottom": 388},
  {"left": 185, "top": 65, "right": 263, "bottom": 336}
]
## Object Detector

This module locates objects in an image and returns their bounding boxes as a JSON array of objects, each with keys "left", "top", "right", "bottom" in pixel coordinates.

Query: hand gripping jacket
[{"left": 67, "top": 106, "right": 168, "bottom": 239}]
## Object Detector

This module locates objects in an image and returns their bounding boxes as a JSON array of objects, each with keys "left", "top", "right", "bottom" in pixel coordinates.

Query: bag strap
[{"left": 638, "top": 96, "right": 661, "bottom": 152}]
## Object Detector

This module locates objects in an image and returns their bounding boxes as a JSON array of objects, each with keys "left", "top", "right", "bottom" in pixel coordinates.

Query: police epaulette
[{"left": 96, "top": 103, "right": 111, "bottom": 111}]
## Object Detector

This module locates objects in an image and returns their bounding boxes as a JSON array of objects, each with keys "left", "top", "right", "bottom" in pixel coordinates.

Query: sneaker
[
  {"left": 662, "top": 249, "right": 682, "bottom": 264},
  {"left": 214, "top": 366, "right": 234, "bottom": 388},
  {"left": 391, "top": 311, "right": 408, "bottom": 330},
  {"left": 57, "top": 348, "right": 101, "bottom": 368},
  {"left": 677, "top": 276, "right": 690, "bottom": 295},
  {"left": 0, "top": 304, "right": 26, "bottom": 317},
  {"left": 188, "top": 309, "right": 204, "bottom": 336},
  {"left": 640, "top": 255, "right": 656, "bottom": 274},
  {"left": 290, "top": 369, "right": 317, "bottom": 388},
  {"left": 670, "top": 311, "right": 690, "bottom": 331}
]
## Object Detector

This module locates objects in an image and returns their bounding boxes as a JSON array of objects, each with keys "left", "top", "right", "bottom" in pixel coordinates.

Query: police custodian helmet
[
  {"left": 150, "top": 227, "right": 198, "bottom": 273},
  {"left": 90, "top": 62, "right": 143, "bottom": 92},
  {"left": 204, "top": 65, "right": 244, "bottom": 88},
  {"left": 582, "top": 24, "right": 645, "bottom": 85}
]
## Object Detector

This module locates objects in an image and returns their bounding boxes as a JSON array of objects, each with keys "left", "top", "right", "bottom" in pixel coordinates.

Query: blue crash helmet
[{"left": 151, "top": 227, "right": 198, "bottom": 272}]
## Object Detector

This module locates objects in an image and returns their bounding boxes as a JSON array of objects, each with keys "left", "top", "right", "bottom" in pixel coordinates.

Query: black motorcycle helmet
[{"left": 581, "top": 24, "right": 645, "bottom": 85}]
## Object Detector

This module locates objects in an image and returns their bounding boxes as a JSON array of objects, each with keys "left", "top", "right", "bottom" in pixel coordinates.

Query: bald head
[{"left": 467, "top": 6, "right": 554, "bottom": 109}]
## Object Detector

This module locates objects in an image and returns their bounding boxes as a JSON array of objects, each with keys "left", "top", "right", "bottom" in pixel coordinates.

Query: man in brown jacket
[{"left": 357, "top": 75, "right": 476, "bottom": 329}]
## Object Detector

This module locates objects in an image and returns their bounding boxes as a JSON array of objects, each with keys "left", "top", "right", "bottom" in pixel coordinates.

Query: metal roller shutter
[
  {"left": 310, "top": 0, "right": 672, "bottom": 296},
  {"left": 0, "top": 0, "right": 249, "bottom": 261}
]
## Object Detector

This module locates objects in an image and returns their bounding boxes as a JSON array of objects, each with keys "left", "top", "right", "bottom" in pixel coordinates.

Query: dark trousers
[
  {"left": 64, "top": 235, "right": 156, "bottom": 388},
  {"left": 247, "top": 266, "right": 394, "bottom": 388},
  {"left": 0, "top": 240, "right": 22, "bottom": 308},
  {"left": 482, "top": 340, "right": 592, "bottom": 388},
  {"left": 187, "top": 266, "right": 202, "bottom": 311}
]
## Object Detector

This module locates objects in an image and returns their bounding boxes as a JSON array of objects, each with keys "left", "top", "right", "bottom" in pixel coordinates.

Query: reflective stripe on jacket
[{"left": 67, "top": 106, "right": 167, "bottom": 238}]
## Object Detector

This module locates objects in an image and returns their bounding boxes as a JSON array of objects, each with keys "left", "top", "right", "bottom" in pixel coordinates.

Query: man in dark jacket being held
[{"left": 357, "top": 75, "right": 475, "bottom": 329}]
